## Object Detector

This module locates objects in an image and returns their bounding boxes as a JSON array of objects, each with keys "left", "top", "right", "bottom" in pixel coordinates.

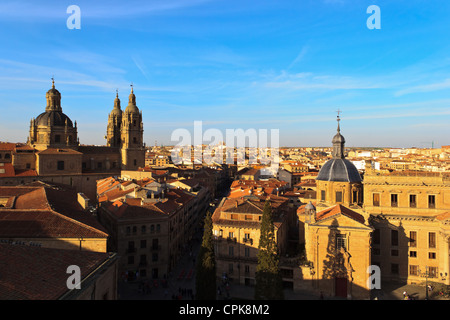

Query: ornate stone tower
[
  {"left": 315, "top": 114, "right": 363, "bottom": 207},
  {"left": 106, "top": 90, "right": 122, "bottom": 148},
  {"left": 120, "top": 86, "right": 145, "bottom": 170},
  {"left": 28, "top": 79, "right": 78, "bottom": 151}
]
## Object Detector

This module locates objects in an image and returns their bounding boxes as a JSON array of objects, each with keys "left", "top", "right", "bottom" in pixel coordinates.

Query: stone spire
[
  {"left": 125, "top": 83, "right": 139, "bottom": 113},
  {"left": 331, "top": 110, "right": 345, "bottom": 159},
  {"left": 45, "top": 77, "right": 62, "bottom": 112}
]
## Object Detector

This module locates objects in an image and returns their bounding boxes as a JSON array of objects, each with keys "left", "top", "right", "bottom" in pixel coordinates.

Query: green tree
[
  {"left": 195, "top": 211, "right": 217, "bottom": 300},
  {"left": 255, "top": 200, "right": 284, "bottom": 300}
]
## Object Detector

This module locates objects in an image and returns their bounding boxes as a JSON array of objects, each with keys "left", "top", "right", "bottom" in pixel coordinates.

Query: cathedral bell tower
[
  {"left": 106, "top": 90, "right": 122, "bottom": 148},
  {"left": 119, "top": 85, "right": 145, "bottom": 170}
]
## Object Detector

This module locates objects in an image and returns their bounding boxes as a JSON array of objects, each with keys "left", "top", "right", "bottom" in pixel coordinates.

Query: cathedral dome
[
  {"left": 35, "top": 111, "right": 74, "bottom": 127},
  {"left": 316, "top": 113, "right": 361, "bottom": 183},
  {"left": 316, "top": 158, "right": 362, "bottom": 182}
]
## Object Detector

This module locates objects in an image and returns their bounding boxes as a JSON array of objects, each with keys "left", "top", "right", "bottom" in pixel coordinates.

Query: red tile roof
[
  {"left": 0, "top": 184, "right": 108, "bottom": 239},
  {"left": 315, "top": 204, "right": 365, "bottom": 224},
  {"left": 0, "top": 243, "right": 112, "bottom": 300}
]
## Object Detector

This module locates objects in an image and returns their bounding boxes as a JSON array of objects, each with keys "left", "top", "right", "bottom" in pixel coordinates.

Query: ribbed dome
[
  {"left": 35, "top": 111, "right": 73, "bottom": 127},
  {"left": 316, "top": 158, "right": 362, "bottom": 182}
]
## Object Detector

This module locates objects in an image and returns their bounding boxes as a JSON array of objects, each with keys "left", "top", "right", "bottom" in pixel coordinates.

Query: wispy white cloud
[
  {"left": 287, "top": 45, "right": 309, "bottom": 70},
  {"left": 131, "top": 55, "right": 151, "bottom": 81},
  {"left": 0, "top": 0, "right": 212, "bottom": 20},
  {"left": 262, "top": 72, "right": 383, "bottom": 91},
  {"left": 395, "top": 78, "right": 450, "bottom": 96}
]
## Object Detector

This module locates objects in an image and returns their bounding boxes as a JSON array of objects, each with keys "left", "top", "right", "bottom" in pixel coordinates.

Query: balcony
[{"left": 242, "top": 238, "right": 253, "bottom": 245}]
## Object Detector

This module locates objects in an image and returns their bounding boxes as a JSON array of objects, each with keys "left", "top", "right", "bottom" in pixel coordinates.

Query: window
[
  {"left": 139, "top": 255, "right": 147, "bottom": 265},
  {"left": 152, "top": 239, "right": 159, "bottom": 250},
  {"left": 55, "top": 135, "right": 61, "bottom": 143},
  {"left": 352, "top": 190, "right": 358, "bottom": 204},
  {"left": 428, "top": 195, "right": 436, "bottom": 209},
  {"left": 229, "top": 246, "right": 234, "bottom": 256},
  {"left": 97, "top": 162, "right": 102, "bottom": 169},
  {"left": 4, "top": 153, "right": 10, "bottom": 159},
  {"left": 127, "top": 255, "right": 134, "bottom": 265},
  {"left": 373, "top": 193, "right": 380, "bottom": 207},
  {"left": 336, "top": 233, "right": 346, "bottom": 251},
  {"left": 140, "top": 240, "right": 146, "bottom": 249},
  {"left": 391, "top": 194, "right": 398, "bottom": 207},
  {"left": 428, "top": 267, "right": 438, "bottom": 278},
  {"left": 244, "top": 247, "right": 250, "bottom": 257},
  {"left": 141, "top": 225, "right": 146, "bottom": 234},
  {"left": 391, "top": 264, "right": 399, "bottom": 275},
  {"left": 244, "top": 265, "right": 250, "bottom": 274},
  {"left": 26, "top": 163, "right": 31, "bottom": 169},
  {"left": 321, "top": 190, "right": 326, "bottom": 202},
  {"left": 335, "top": 191, "right": 343, "bottom": 203},
  {"left": 391, "top": 230, "right": 398, "bottom": 246},
  {"left": 228, "top": 263, "right": 234, "bottom": 274},
  {"left": 409, "top": 194, "right": 417, "bottom": 208},
  {"left": 373, "top": 229, "right": 380, "bottom": 245},
  {"left": 410, "top": 251, "right": 417, "bottom": 258},
  {"left": 391, "top": 249, "right": 399, "bottom": 256},
  {"left": 429, "top": 232, "right": 436, "bottom": 248},
  {"left": 410, "top": 265, "right": 419, "bottom": 276},
  {"left": 127, "top": 241, "right": 135, "bottom": 252},
  {"left": 152, "top": 253, "right": 158, "bottom": 262},
  {"left": 410, "top": 231, "right": 417, "bottom": 247},
  {"left": 57, "top": 161, "right": 65, "bottom": 170},
  {"left": 429, "top": 252, "right": 436, "bottom": 259}
]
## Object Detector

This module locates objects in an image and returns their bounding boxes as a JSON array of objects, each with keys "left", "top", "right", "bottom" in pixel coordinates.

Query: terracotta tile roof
[
  {"left": 105, "top": 200, "right": 167, "bottom": 220},
  {"left": 0, "top": 163, "right": 15, "bottom": 177},
  {"left": 315, "top": 204, "right": 365, "bottom": 224},
  {"left": 0, "top": 243, "right": 111, "bottom": 300},
  {"left": 37, "top": 148, "right": 82, "bottom": 155},
  {"left": 0, "top": 143, "right": 15, "bottom": 151},
  {"left": 0, "top": 184, "right": 108, "bottom": 238}
]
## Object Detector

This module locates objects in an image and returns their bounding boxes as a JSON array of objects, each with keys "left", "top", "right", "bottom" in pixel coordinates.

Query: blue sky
[{"left": 0, "top": 0, "right": 450, "bottom": 148}]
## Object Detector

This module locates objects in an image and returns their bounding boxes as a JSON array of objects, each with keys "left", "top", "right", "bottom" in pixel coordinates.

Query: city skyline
[{"left": 1, "top": 0, "right": 450, "bottom": 148}]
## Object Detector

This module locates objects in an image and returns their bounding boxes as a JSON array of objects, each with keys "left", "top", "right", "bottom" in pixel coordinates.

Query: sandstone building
[{"left": 0, "top": 80, "right": 146, "bottom": 200}]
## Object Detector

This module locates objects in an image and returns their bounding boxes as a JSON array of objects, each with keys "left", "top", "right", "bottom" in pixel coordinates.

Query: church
[{"left": 0, "top": 79, "right": 146, "bottom": 200}]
